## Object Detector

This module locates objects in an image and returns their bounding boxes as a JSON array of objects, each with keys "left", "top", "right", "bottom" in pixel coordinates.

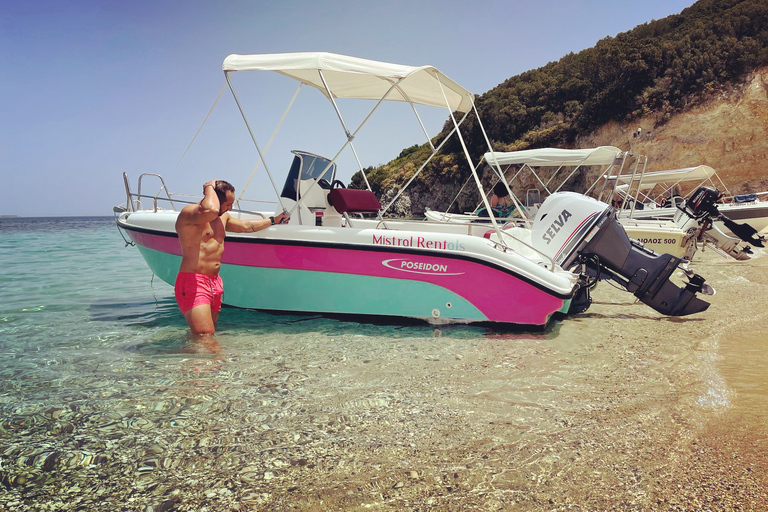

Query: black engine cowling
[{"left": 531, "top": 192, "right": 711, "bottom": 317}]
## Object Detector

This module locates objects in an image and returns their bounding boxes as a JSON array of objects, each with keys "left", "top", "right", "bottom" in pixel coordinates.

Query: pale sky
[{"left": 1, "top": 0, "right": 696, "bottom": 217}]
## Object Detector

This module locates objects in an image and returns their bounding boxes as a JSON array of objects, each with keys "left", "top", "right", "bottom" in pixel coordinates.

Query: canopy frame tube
[{"left": 225, "top": 71, "right": 288, "bottom": 215}]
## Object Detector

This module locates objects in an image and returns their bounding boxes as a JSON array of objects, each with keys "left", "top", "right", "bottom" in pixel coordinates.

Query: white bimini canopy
[
  {"left": 609, "top": 165, "right": 717, "bottom": 189},
  {"left": 484, "top": 146, "right": 624, "bottom": 167},
  {"left": 223, "top": 52, "right": 476, "bottom": 113}
]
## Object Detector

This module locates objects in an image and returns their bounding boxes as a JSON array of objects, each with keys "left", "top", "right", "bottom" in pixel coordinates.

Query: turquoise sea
[{"left": 1, "top": 216, "right": 767, "bottom": 511}]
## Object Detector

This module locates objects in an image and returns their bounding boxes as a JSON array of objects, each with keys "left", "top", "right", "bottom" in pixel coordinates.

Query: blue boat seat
[{"left": 734, "top": 193, "right": 757, "bottom": 203}]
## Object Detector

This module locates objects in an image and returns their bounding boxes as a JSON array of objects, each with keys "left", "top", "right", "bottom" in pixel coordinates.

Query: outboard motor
[
  {"left": 531, "top": 192, "right": 711, "bottom": 317},
  {"left": 679, "top": 186, "right": 764, "bottom": 249},
  {"left": 672, "top": 187, "right": 752, "bottom": 261}
]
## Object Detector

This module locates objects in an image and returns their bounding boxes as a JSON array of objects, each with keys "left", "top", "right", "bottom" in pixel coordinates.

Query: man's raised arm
[{"left": 179, "top": 180, "right": 221, "bottom": 225}]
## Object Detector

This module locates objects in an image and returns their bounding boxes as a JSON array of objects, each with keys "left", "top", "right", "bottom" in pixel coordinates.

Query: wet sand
[
  {"left": 1, "top": 250, "right": 768, "bottom": 511},
  {"left": 647, "top": 249, "right": 768, "bottom": 512}
]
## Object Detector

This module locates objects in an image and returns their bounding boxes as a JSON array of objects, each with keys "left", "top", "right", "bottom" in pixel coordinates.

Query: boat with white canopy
[
  {"left": 428, "top": 146, "right": 756, "bottom": 261},
  {"left": 426, "top": 146, "right": 626, "bottom": 224},
  {"left": 115, "top": 52, "right": 712, "bottom": 325},
  {"left": 483, "top": 147, "right": 697, "bottom": 258},
  {"left": 604, "top": 165, "right": 768, "bottom": 236}
]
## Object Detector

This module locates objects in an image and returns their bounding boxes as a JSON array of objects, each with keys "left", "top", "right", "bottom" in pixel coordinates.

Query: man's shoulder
[
  {"left": 181, "top": 203, "right": 201, "bottom": 214},
  {"left": 176, "top": 204, "right": 195, "bottom": 220},
  {"left": 176, "top": 204, "right": 205, "bottom": 231}
]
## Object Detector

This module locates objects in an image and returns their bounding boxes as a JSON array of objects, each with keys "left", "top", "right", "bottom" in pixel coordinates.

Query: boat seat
[
  {"left": 328, "top": 188, "right": 381, "bottom": 214},
  {"left": 327, "top": 188, "right": 381, "bottom": 226},
  {"left": 734, "top": 193, "right": 757, "bottom": 203}
]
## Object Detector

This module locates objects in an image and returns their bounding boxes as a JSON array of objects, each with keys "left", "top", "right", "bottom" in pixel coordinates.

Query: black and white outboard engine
[
  {"left": 531, "top": 192, "right": 711, "bottom": 316},
  {"left": 674, "top": 186, "right": 765, "bottom": 257}
]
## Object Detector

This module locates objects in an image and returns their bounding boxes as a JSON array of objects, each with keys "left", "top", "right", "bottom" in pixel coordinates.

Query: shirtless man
[{"left": 174, "top": 179, "right": 288, "bottom": 336}]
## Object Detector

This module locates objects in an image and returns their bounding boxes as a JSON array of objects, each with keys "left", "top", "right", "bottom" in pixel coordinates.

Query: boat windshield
[{"left": 280, "top": 150, "right": 337, "bottom": 200}]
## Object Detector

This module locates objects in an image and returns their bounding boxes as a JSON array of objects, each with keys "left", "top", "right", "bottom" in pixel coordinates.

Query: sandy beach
[{"left": 648, "top": 249, "right": 768, "bottom": 512}]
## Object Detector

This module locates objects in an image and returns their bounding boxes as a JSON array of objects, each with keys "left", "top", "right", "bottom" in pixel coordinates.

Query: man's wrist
[{"left": 269, "top": 216, "right": 275, "bottom": 225}]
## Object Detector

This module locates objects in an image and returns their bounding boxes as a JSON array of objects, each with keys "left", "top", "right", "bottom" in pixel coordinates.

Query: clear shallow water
[{"left": 0, "top": 217, "right": 766, "bottom": 511}]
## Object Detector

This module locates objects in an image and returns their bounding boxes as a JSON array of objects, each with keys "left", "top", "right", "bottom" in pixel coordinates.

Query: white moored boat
[
  {"left": 604, "top": 165, "right": 768, "bottom": 237},
  {"left": 429, "top": 146, "right": 756, "bottom": 261},
  {"left": 115, "top": 52, "right": 712, "bottom": 326}
]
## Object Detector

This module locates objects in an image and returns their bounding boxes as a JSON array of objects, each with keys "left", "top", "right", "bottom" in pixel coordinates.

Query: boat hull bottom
[{"left": 227, "top": 305, "right": 569, "bottom": 330}]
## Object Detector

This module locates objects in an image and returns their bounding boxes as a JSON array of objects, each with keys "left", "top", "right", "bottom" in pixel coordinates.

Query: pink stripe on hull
[
  {"left": 129, "top": 230, "right": 567, "bottom": 324},
  {"left": 130, "top": 230, "right": 182, "bottom": 256},
  {"left": 223, "top": 240, "right": 566, "bottom": 324}
]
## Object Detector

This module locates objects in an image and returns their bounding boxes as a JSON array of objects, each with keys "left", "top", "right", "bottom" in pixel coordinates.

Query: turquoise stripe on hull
[
  {"left": 134, "top": 247, "right": 487, "bottom": 321},
  {"left": 136, "top": 246, "right": 179, "bottom": 286},
  {"left": 220, "top": 265, "right": 487, "bottom": 321}
]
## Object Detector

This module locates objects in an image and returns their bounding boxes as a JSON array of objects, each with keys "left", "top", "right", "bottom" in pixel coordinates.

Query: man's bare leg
[
  {"left": 183, "top": 304, "right": 216, "bottom": 335},
  {"left": 182, "top": 304, "right": 221, "bottom": 354}
]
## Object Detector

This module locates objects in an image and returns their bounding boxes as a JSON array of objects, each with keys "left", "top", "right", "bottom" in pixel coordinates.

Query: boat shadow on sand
[
  {"left": 576, "top": 300, "right": 709, "bottom": 322},
  {"left": 88, "top": 295, "right": 566, "bottom": 355}
]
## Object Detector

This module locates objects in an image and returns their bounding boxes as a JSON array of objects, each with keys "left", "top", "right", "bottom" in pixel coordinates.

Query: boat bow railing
[
  {"left": 121, "top": 173, "right": 179, "bottom": 212},
  {"left": 120, "top": 172, "right": 276, "bottom": 220}
]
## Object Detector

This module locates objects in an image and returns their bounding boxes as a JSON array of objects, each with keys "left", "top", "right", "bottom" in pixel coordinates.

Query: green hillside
[{"left": 352, "top": 0, "right": 768, "bottom": 213}]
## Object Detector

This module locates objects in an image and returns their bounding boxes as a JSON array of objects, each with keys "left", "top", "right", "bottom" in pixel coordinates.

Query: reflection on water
[
  {"left": 88, "top": 297, "right": 178, "bottom": 325},
  {"left": 0, "top": 302, "right": 727, "bottom": 510},
  {"left": 1, "top": 219, "right": 767, "bottom": 510}
]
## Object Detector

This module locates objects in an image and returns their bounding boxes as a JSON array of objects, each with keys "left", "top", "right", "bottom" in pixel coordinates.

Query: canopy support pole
[
  {"left": 225, "top": 71, "right": 288, "bottom": 214},
  {"left": 436, "top": 79, "right": 501, "bottom": 236},
  {"left": 394, "top": 83, "right": 435, "bottom": 152},
  {"left": 380, "top": 116, "right": 466, "bottom": 216},
  {"left": 280, "top": 72, "right": 405, "bottom": 222},
  {"left": 318, "top": 69, "right": 402, "bottom": 193},
  {"left": 237, "top": 82, "right": 303, "bottom": 203},
  {"left": 473, "top": 103, "right": 529, "bottom": 228}
]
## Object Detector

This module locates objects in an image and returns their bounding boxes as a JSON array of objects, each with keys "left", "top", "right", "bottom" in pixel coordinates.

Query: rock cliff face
[{"left": 578, "top": 66, "right": 768, "bottom": 196}]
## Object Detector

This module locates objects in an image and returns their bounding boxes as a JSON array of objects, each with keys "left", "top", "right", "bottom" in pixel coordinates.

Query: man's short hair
[{"left": 214, "top": 180, "right": 235, "bottom": 204}]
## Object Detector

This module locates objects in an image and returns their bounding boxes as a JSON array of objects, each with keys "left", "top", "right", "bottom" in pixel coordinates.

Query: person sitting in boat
[
  {"left": 174, "top": 179, "right": 289, "bottom": 339},
  {"left": 660, "top": 185, "right": 683, "bottom": 208},
  {"left": 478, "top": 182, "right": 517, "bottom": 218}
]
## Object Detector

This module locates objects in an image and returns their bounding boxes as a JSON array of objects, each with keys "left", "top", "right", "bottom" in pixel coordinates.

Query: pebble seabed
[{"left": 2, "top": 251, "right": 768, "bottom": 511}]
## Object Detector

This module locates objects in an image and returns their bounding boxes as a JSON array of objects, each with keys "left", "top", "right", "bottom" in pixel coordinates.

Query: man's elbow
[{"left": 198, "top": 207, "right": 219, "bottom": 220}]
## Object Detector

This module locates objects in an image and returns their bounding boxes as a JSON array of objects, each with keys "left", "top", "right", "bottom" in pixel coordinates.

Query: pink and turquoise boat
[{"left": 115, "top": 52, "right": 712, "bottom": 326}]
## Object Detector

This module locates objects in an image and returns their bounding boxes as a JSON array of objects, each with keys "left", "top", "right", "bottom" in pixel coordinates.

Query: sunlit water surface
[{"left": 1, "top": 217, "right": 766, "bottom": 511}]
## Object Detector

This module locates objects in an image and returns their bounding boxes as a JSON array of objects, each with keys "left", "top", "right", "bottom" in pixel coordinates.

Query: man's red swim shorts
[{"left": 174, "top": 272, "right": 224, "bottom": 314}]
